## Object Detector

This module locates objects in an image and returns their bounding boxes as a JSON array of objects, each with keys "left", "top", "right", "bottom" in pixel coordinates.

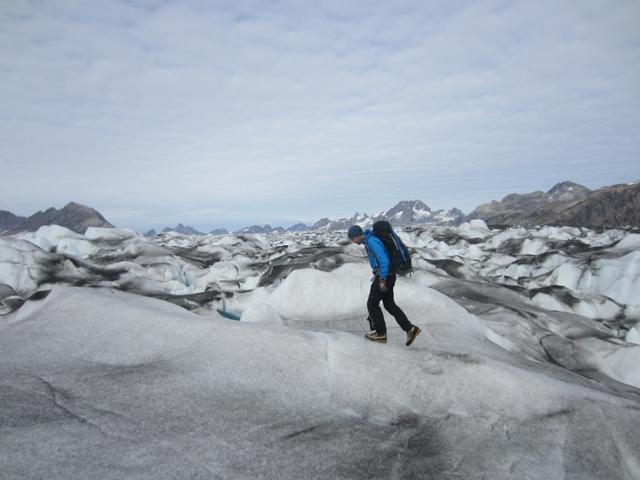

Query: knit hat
[{"left": 347, "top": 225, "right": 364, "bottom": 239}]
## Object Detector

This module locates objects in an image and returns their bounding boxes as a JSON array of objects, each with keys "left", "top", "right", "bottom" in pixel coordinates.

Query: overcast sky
[{"left": 1, "top": 0, "right": 639, "bottom": 231}]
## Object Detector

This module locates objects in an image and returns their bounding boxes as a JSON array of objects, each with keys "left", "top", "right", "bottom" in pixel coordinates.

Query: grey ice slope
[{"left": 1, "top": 286, "right": 639, "bottom": 480}]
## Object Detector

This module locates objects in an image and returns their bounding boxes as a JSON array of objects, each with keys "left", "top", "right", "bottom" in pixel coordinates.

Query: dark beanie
[{"left": 347, "top": 225, "right": 364, "bottom": 239}]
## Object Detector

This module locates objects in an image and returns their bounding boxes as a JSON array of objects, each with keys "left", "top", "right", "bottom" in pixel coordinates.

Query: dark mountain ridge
[
  {"left": 467, "top": 181, "right": 640, "bottom": 228},
  {"left": 161, "top": 224, "right": 204, "bottom": 235},
  {"left": 0, "top": 210, "right": 26, "bottom": 233},
  {"left": 3, "top": 202, "right": 113, "bottom": 234}
]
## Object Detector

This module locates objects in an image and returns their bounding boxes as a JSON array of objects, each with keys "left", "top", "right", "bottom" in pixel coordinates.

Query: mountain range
[
  {"left": 467, "top": 180, "right": 640, "bottom": 228},
  {"left": 144, "top": 225, "right": 231, "bottom": 236},
  {"left": 2, "top": 180, "right": 639, "bottom": 235},
  {"left": 311, "top": 200, "right": 465, "bottom": 231}
]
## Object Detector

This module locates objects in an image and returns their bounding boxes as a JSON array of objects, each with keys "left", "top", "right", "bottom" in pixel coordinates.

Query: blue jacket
[{"left": 364, "top": 228, "right": 391, "bottom": 280}]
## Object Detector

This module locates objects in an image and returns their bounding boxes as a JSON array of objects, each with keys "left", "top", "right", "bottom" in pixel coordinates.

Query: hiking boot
[
  {"left": 405, "top": 326, "right": 421, "bottom": 346},
  {"left": 365, "top": 332, "right": 387, "bottom": 343}
]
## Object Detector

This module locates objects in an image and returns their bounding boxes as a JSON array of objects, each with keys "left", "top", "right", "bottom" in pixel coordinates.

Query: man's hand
[{"left": 379, "top": 280, "right": 388, "bottom": 292}]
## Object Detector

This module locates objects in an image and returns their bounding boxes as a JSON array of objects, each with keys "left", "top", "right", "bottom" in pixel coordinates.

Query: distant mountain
[
  {"left": 161, "top": 224, "right": 204, "bottom": 235},
  {"left": 310, "top": 200, "right": 464, "bottom": 231},
  {"left": 382, "top": 200, "right": 465, "bottom": 226},
  {"left": 4, "top": 202, "right": 113, "bottom": 235},
  {"left": 467, "top": 181, "right": 640, "bottom": 227},
  {"left": 286, "top": 223, "right": 309, "bottom": 232},
  {"left": 385, "top": 200, "right": 431, "bottom": 224},
  {"left": 147, "top": 226, "right": 228, "bottom": 236},
  {"left": 530, "top": 182, "right": 640, "bottom": 228},
  {"left": 466, "top": 181, "right": 591, "bottom": 225},
  {"left": 310, "top": 217, "right": 351, "bottom": 231},
  {"left": 209, "top": 228, "right": 230, "bottom": 235},
  {"left": 235, "top": 224, "right": 286, "bottom": 234},
  {"left": 0, "top": 210, "right": 26, "bottom": 233}
]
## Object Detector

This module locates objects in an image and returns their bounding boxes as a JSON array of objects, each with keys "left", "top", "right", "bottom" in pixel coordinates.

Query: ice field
[{"left": 1, "top": 222, "right": 640, "bottom": 479}]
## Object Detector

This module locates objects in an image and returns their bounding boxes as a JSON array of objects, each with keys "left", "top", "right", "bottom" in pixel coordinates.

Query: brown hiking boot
[
  {"left": 364, "top": 332, "right": 387, "bottom": 343},
  {"left": 405, "top": 326, "right": 421, "bottom": 346}
]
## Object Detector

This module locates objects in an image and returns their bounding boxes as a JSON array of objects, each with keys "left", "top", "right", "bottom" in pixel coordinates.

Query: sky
[{"left": 1, "top": 0, "right": 639, "bottom": 232}]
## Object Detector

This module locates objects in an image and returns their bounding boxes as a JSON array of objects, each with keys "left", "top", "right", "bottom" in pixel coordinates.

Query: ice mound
[
  {"left": 242, "top": 264, "right": 487, "bottom": 339},
  {"left": 242, "top": 264, "right": 369, "bottom": 324},
  {"left": 612, "top": 234, "right": 640, "bottom": 251},
  {"left": 84, "top": 226, "right": 138, "bottom": 242},
  {"left": 627, "top": 322, "right": 640, "bottom": 345},
  {"left": 457, "top": 219, "right": 491, "bottom": 239},
  {"left": 17, "top": 225, "right": 95, "bottom": 256}
]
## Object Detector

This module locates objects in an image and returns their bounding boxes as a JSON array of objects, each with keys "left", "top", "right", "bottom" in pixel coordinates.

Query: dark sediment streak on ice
[
  {"left": 540, "top": 334, "right": 640, "bottom": 401},
  {"left": 257, "top": 246, "right": 361, "bottom": 286}
]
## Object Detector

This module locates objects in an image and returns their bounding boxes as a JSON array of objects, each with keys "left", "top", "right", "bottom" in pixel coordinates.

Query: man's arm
[
  {"left": 368, "top": 237, "right": 390, "bottom": 280},
  {"left": 365, "top": 244, "right": 377, "bottom": 272}
]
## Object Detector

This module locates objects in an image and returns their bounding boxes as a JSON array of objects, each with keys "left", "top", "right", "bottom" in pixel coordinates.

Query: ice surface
[
  {"left": 628, "top": 323, "right": 640, "bottom": 345},
  {"left": 243, "top": 265, "right": 487, "bottom": 339},
  {"left": 2, "top": 224, "right": 640, "bottom": 478},
  {"left": 17, "top": 225, "right": 88, "bottom": 254},
  {"left": 612, "top": 234, "right": 640, "bottom": 251},
  {"left": 84, "top": 226, "right": 138, "bottom": 242},
  {"left": 457, "top": 220, "right": 490, "bottom": 239},
  {"left": 1, "top": 286, "right": 640, "bottom": 479},
  {"left": 520, "top": 237, "right": 549, "bottom": 255}
]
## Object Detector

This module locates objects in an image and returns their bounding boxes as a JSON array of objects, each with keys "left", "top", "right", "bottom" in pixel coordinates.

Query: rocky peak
[
  {"left": 236, "top": 225, "right": 285, "bottom": 234},
  {"left": 209, "top": 228, "right": 230, "bottom": 236},
  {"left": 547, "top": 181, "right": 591, "bottom": 202},
  {"left": 162, "top": 224, "right": 204, "bottom": 235},
  {"left": 0, "top": 210, "right": 26, "bottom": 232},
  {"left": 386, "top": 200, "right": 431, "bottom": 215},
  {"left": 286, "top": 223, "right": 309, "bottom": 232},
  {"left": 5, "top": 202, "right": 113, "bottom": 235}
]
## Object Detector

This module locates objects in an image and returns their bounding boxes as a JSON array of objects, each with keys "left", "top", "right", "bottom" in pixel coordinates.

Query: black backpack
[{"left": 372, "top": 220, "right": 412, "bottom": 275}]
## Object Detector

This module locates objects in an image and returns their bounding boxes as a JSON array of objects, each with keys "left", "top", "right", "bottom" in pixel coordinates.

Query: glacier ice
[
  {"left": 1, "top": 285, "right": 639, "bottom": 479},
  {"left": 1, "top": 223, "right": 640, "bottom": 478}
]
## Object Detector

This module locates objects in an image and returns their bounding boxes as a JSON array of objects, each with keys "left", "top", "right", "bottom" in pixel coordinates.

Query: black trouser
[{"left": 367, "top": 273, "right": 412, "bottom": 335}]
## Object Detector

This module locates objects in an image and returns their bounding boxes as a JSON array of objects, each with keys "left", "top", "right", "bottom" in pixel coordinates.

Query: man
[{"left": 348, "top": 224, "right": 421, "bottom": 346}]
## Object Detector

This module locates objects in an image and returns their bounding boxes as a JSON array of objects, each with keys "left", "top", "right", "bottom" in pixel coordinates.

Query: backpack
[{"left": 371, "top": 220, "right": 412, "bottom": 275}]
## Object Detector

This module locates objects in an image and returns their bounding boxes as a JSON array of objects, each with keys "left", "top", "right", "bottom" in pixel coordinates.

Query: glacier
[{"left": 1, "top": 222, "right": 640, "bottom": 479}]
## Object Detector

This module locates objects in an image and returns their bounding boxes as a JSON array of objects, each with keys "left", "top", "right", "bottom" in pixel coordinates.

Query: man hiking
[{"left": 348, "top": 224, "right": 421, "bottom": 346}]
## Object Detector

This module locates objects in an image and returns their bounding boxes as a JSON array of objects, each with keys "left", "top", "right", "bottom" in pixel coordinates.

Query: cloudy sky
[{"left": 1, "top": 0, "right": 639, "bottom": 231}]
